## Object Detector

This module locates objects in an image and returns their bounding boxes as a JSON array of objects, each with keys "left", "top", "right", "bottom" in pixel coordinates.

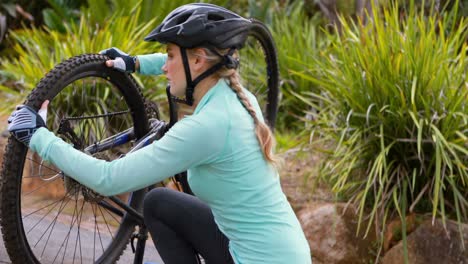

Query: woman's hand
[
  {"left": 7, "top": 100, "right": 49, "bottom": 146},
  {"left": 99, "top": 47, "right": 139, "bottom": 72}
]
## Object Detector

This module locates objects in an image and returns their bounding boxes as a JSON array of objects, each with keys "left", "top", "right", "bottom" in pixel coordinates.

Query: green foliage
[
  {"left": 42, "top": 0, "right": 86, "bottom": 32},
  {"left": 86, "top": 0, "right": 232, "bottom": 26},
  {"left": 0, "top": 2, "right": 36, "bottom": 47},
  {"left": 0, "top": 7, "right": 165, "bottom": 114},
  {"left": 271, "top": 1, "right": 328, "bottom": 129},
  {"left": 0, "top": 0, "right": 293, "bottom": 115},
  {"left": 301, "top": 0, "right": 468, "bottom": 248},
  {"left": 244, "top": 0, "right": 280, "bottom": 24},
  {"left": 0, "top": 0, "right": 282, "bottom": 111},
  {"left": 0, "top": 1, "right": 49, "bottom": 29},
  {"left": 83, "top": 0, "right": 283, "bottom": 28},
  {"left": 275, "top": 130, "right": 308, "bottom": 153}
]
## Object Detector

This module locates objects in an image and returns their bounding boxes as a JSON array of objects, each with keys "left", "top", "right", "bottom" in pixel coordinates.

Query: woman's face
[
  {"left": 162, "top": 44, "right": 190, "bottom": 98},
  {"left": 162, "top": 44, "right": 213, "bottom": 98},
  {"left": 162, "top": 44, "right": 207, "bottom": 97}
]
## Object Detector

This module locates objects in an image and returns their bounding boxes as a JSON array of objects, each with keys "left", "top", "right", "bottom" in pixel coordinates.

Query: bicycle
[{"left": 0, "top": 19, "right": 279, "bottom": 264}]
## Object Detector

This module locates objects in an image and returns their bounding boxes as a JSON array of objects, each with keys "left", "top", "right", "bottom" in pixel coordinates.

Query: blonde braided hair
[{"left": 189, "top": 47, "right": 278, "bottom": 164}]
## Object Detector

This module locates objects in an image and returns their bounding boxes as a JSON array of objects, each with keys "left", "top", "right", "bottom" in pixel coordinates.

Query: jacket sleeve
[
  {"left": 136, "top": 53, "right": 167, "bottom": 75},
  {"left": 29, "top": 114, "right": 227, "bottom": 196}
]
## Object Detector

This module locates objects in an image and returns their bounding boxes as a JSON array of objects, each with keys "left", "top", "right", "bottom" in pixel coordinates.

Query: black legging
[{"left": 143, "top": 187, "right": 234, "bottom": 264}]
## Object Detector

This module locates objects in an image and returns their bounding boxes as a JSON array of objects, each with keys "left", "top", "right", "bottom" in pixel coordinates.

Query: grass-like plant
[
  {"left": 0, "top": 0, "right": 298, "bottom": 118},
  {"left": 297, "top": 1, "right": 468, "bottom": 254},
  {"left": 0, "top": 7, "right": 166, "bottom": 115},
  {"left": 271, "top": 1, "right": 328, "bottom": 129},
  {"left": 86, "top": 0, "right": 231, "bottom": 27}
]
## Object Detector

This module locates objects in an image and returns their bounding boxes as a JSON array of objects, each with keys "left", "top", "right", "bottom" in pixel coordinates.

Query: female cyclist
[{"left": 7, "top": 3, "right": 311, "bottom": 264}]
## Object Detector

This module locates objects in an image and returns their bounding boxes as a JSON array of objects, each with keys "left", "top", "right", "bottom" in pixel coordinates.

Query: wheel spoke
[
  {"left": 95, "top": 206, "right": 106, "bottom": 254},
  {"left": 37, "top": 194, "right": 72, "bottom": 257},
  {"left": 21, "top": 179, "right": 62, "bottom": 197},
  {"left": 72, "top": 199, "right": 86, "bottom": 264},
  {"left": 92, "top": 203, "right": 106, "bottom": 260},
  {"left": 24, "top": 196, "right": 67, "bottom": 232},
  {"left": 3, "top": 52, "right": 154, "bottom": 263},
  {"left": 25, "top": 156, "right": 61, "bottom": 174},
  {"left": 97, "top": 204, "right": 115, "bottom": 241},
  {"left": 55, "top": 195, "right": 83, "bottom": 263},
  {"left": 98, "top": 199, "right": 124, "bottom": 219}
]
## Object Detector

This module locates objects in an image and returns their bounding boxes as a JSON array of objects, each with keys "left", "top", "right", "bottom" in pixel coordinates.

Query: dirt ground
[{"left": 278, "top": 148, "right": 333, "bottom": 213}]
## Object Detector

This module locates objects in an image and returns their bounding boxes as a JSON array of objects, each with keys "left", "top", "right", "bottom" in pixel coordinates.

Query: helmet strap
[
  {"left": 180, "top": 48, "right": 195, "bottom": 106},
  {"left": 178, "top": 47, "right": 237, "bottom": 106}
]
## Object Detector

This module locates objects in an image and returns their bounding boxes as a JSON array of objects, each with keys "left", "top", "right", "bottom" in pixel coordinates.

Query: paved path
[{"left": 0, "top": 222, "right": 164, "bottom": 264}]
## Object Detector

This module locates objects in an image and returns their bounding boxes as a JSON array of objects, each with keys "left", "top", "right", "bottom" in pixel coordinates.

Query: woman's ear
[{"left": 191, "top": 48, "right": 208, "bottom": 72}]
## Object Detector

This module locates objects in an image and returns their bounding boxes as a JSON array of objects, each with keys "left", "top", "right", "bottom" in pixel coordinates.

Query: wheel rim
[{"left": 18, "top": 75, "right": 144, "bottom": 263}]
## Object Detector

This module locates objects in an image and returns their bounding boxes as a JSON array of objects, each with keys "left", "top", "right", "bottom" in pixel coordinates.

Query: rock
[
  {"left": 297, "top": 203, "right": 375, "bottom": 264},
  {"left": 382, "top": 219, "right": 468, "bottom": 264}
]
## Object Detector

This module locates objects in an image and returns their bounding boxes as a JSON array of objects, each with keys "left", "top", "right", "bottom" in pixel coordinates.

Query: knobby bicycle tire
[
  {"left": 242, "top": 19, "right": 280, "bottom": 130},
  {"left": 0, "top": 54, "right": 150, "bottom": 263}
]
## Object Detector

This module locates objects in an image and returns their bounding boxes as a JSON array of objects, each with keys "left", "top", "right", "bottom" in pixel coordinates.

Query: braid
[
  {"left": 229, "top": 72, "right": 259, "bottom": 123},
  {"left": 190, "top": 47, "right": 279, "bottom": 165},
  {"left": 228, "top": 71, "right": 277, "bottom": 165}
]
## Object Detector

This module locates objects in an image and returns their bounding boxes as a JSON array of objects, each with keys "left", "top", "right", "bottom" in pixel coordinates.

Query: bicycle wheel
[
  {"left": 239, "top": 19, "right": 280, "bottom": 130},
  {"left": 0, "top": 54, "right": 151, "bottom": 263}
]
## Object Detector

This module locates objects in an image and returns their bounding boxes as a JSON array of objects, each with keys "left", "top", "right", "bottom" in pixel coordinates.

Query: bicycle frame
[
  {"left": 84, "top": 118, "right": 166, "bottom": 156},
  {"left": 85, "top": 116, "right": 166, "bottom": 222},
  {"left": 76, "top": 86, "right": 183, "bottom": 264},
  {"left": 82, "top": 86, "right": 178, "bottom": 224}
]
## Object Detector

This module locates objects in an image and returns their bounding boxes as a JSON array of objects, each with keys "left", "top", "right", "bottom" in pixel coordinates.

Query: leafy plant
[
  {"left": 42, "top": 0, "right": 87, "bottom": 32},
  {"left": 271, "top": 1, "right": 329, "bottom": 129},
  {"left": 0, "top": 7, "right": 165, "bottom": 115},
  {"left": 275, "top": 130, "right": 308, "bottom": 154},
  {"left": 0, "top": 1, "right": 69, "bottom": 53},
  {"left": 300, "top": 0, "right": 468, "bottom": 255},
  {"left": 86, "top": 0, "right": 232, "bottom": 26},
  {"left": 0, "top": 2, "right": 35, "bottom": 47}
]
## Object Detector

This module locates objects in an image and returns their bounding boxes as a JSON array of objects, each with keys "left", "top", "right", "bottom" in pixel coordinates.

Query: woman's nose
[{"left": 162, "top": 63, "right": 167, "bottom": 74}]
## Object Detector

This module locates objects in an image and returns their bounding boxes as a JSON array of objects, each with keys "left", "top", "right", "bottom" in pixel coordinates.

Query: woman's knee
[{"left": 143, "top": 187, "right": 171, "bottom": 221}]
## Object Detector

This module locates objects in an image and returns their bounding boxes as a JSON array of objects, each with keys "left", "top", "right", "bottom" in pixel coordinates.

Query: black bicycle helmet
[
  {"left": 145, "top": 3, "right": 251, "bottom": 106},
  {"left": 144, "top": 3, "right": 251, "bottom": 49}
]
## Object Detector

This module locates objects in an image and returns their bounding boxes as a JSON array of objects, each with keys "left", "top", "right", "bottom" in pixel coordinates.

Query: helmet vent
[
  {"left": 176, "top": 14, "right": 191, "bottom": 24},
  {"left": 207, "top": 13, "right": 225, "bottom": 21}
]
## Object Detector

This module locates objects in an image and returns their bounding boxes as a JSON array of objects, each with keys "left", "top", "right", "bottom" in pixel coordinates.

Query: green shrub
[
  {"left": 0, "top": 7, "right": 167, "bottom": 114},
  {"left": 85, "top": 0, "right": 277, "bottom": 27},
  {"left": 86, "top": 0, "right": 228, "bottom": 26},
  {"left": 42, "top": 0, "right": 87, "bottom": 32},
  {"left": 0, "top": 0, "right": 294, "bottom": 118},
  {"left": 300, "top": 1, "right": 468, "bottom": 251},
  {"left": 271, "top": 1, "right": 329, "bottom": 130}
]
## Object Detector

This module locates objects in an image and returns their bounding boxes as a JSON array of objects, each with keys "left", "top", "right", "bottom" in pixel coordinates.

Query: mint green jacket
[{"left": 30, "top": 53, "right": 312, "bottom": 263}]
